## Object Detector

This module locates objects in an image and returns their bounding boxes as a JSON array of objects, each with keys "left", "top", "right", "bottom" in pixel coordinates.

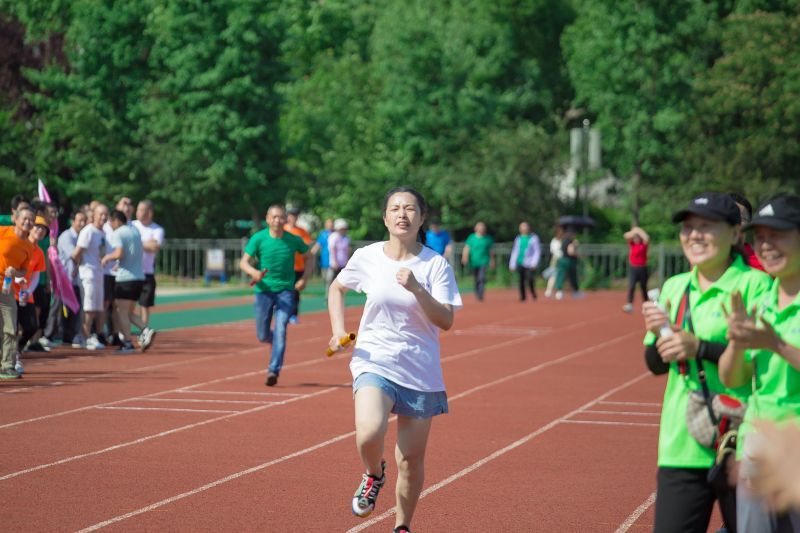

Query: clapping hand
[{"left": 724, "top": 291, "right": 780, "bottom": 352}]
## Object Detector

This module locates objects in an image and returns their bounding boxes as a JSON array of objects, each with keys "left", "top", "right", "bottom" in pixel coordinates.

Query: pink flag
[{"left": 38, "top": 179, "right": 80, "bottom": 313}]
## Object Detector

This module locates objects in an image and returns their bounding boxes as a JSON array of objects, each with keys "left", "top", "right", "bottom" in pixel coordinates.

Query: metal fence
[{"left": 158, "top": 238, "right": 689, "bottom": 288}]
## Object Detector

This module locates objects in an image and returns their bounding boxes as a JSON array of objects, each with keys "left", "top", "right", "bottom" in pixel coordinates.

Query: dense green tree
[{"left": 687, "top": 11, "right": 800, "bottom": 202}]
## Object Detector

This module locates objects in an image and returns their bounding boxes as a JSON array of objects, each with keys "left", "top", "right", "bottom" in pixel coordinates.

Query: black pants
[
  {"left": 627, "top": 265, "right": 649, "bottom": 304},
  {"left": 61, "top": 283, "right": 82, "bottom": 343},
  {"left": 290, "top": 270, "right": 303, "bottom": 319},
  {"left": 517, "top": 266, "right": 537, "bottom": 300},
  {"left": 472, "top": 266, "right": 487, "bottom": 301},
  {"left": 654, "top": 467, "right": 737, "bottom": 533},
  {"left": 44, "top": 294, "right": 62, "bottom": 339},
  {"left": 17, "top": 302, "right": 38, "bottom": 350}
]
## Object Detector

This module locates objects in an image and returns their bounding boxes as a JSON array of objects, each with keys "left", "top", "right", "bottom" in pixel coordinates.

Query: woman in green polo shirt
[
  {"left": 718, "top": 193, "right": 800, "bottom": 532},
  {"left": 642, "top": 192, "right": 772, "bottom": 533}
]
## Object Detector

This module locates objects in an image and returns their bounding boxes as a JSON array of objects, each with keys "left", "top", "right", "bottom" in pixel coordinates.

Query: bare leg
[
  {"left": 394, "top": 415, "right": 432, "bottom": 529},
  {"left": 139, "top": 305, "right": 151, "bottom": 328},
  {"left": 354, "top": 386, "right": 394, "bottom": 476}
]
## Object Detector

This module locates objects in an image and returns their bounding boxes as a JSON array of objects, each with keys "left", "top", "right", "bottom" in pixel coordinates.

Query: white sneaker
[
  {"left": 139, "top": 328, "right": 157, "bottom": 352},
  {"left": 555, "top": 291, "right": 564, "bottom": 300},
  {"left": 14, "top": 360, "right": 23, "bottom": 375},
  {"left": 622, "top": 303, "right": 634, "bottom": 313},
  {"left": 86, "top": 335, "right": 105, "bottom": 350}
]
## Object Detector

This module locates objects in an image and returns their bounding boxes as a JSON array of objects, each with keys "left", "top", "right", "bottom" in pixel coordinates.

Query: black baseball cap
[
  {"left": 745, "top": 194, "right": 800, "bottom": 231},
  {"left": 671, "top": 192, "right": 741, "bottom": 226}
]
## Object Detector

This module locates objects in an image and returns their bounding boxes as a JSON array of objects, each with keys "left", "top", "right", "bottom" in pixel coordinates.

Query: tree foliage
[{"left": 0, "top": 0, "right": 797, "bottom": 241}]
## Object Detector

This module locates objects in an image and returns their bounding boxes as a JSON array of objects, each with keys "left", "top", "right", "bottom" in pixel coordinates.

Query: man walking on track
[
  {"left": 132, "top": 200, "right": 162, "bottom": 344},
  {"left": 239, "top": 205, "right": 312, "bottom": 387}
]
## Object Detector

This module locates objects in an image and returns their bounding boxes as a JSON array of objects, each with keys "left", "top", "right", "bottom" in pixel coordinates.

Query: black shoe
[
  {"left": 26, "top": 342, "right": 48, "bottom": 352},
  {"left": 265, "top": 373, "right": 278, "bottom": 387},
  {"left": 110, "top": 334, "right": 124, "bottom": 347}
]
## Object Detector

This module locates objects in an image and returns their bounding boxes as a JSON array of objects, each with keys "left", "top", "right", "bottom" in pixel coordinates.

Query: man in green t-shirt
[
  {"left": 461, "top": 221, "right": 495, "bottom": 301},
  {"left": 239, "top": 204, "right": 312, "bottom": 386}
]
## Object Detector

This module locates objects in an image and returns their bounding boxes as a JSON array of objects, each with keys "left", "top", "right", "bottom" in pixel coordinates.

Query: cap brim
[
  {"left": 744, "top": 217, "right": 799, "bottom": 231},
  {"left": 671, "top": 206, "right": 730, "bottom": 224}
]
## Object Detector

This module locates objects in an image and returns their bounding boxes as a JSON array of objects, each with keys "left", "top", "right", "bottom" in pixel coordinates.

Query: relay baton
[
  {"left": 249, "top": 269, "right": 269, "bottom": 286},
  {"left": 326, "top": 333, "right": 356, "bottom": 357}
]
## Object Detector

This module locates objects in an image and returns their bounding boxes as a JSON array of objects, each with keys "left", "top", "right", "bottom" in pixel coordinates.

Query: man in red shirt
[
  {"left": 283, "top": 207, "right": 317, "bottom": 324},
  {"left": 623, "top": 226, "right": 650, "bottom": 313},
  {"left": 730, "top": 193, "right": 766, "bottom": 272}
]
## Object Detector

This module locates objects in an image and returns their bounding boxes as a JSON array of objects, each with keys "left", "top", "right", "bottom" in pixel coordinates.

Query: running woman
[
  {"left": 642, "top": 192, "right": 772, "bottom": 533},
  {"left": 327, "top": 187, "right": 462, "bottom": 533},
  {"left": 718, "top": 193, "right": 800, "bottom": 532}
]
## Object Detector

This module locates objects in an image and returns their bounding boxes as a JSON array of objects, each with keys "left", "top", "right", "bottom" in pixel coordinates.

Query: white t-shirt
[
  {"left": 76, "top": 225, "right": 106, "bottom": 280},
  {"left": 336, "top": 242, "right": 462, "bottom": 392},
  {"left": 132, "top": 220, "right": 165, "bottom": 274}
]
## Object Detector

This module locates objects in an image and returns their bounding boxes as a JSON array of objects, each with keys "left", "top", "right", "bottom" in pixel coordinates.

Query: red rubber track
[{"left": 1, "top": 290, "right": 726, "bottom": 532}]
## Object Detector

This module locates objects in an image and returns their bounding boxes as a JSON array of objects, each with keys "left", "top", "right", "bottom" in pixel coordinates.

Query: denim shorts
[{"left": 353, "top": 372, "right": 448, "bottom": 419}]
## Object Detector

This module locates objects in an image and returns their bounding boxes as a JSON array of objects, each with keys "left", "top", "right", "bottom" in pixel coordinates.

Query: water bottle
[
  {"left": 1, "top": 276, "right": 11, "bottom": 295},
  {"left": 647, "top": 288, "right": 674, "bottom": 339},
  {"left": 18, "top": 289, "right": 27, "bottom": 307}
]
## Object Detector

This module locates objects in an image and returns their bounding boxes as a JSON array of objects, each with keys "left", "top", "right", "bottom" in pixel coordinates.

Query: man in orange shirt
[
  {"left": 283, "top": 207, "right": 316, "bottom": 324},
  {"left": 0, "top": 206, "right": 36, "bottom": 379}
]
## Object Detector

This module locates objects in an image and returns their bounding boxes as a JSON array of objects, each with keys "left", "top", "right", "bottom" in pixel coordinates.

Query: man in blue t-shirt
[
  {"left": 425, "top": 220, "right": 452, "bottom": 259},
  {"left": 316, "top": 218, "right": 334, "bottom": 292}
]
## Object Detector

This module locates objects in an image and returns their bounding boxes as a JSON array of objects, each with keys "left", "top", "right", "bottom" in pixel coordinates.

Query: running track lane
[{"left": 2, "top": 290, "right": 684, "bottom": 531}]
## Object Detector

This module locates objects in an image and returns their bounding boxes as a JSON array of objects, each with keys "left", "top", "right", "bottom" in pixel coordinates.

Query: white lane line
[
  {"left": 96, "top": 407, "right": 239, "bottom": 414},
  {"left": 172, "top": 390, "right": 300, "bottom": 397},
  {"left": 580, "top": 410, "right": 660, "bottom": 417},
  {"left": 599, "top": 401, "right": 661, "bottom": 407},
  {"left": 135, "top": 398, "right": 273, "bottom": 405},
  {"left": 346, "top": 372, "right": 652, "bottom": 533},
  {"left": 615, "top": 492, "right": 656, "bottom": 533},
  {"left": 561, "top": 420, "right": 659, "bottom": 428},
  {"left": 74, "top": 333, "right": 643, "bottom": 532},
  {"left": 2, "top": 332, "right": 330, "bottom": 395},
  {"left": 2, "top": 352, "right": 247, "bottom": 395},
  {"left": 0, "top": 386, "right": 341, "bottom": 483},
  {"left": 0, "top": 314, "right": 617, "bottom": 429},
  {"left": 0, "top": 341, "right": 337, "bottom": 430}
]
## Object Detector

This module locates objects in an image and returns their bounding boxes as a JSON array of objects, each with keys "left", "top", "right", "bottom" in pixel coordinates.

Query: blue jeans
[{"left": 254, "top": 290, "right": 295, "bottom": 376}]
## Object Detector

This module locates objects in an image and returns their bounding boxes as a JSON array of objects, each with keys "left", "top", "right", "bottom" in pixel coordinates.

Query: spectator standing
[
  {"left": 284, "top": 207, "right": 314, "bottom": 324},
  {"left": 544, "top": 226, "right": 564, "bottom": 298},
  {"left": 15, "top": 216, "right": 49, "bottom": 372},
  {"left": 730, "top": 193, "right": 766, "bottom": 272},
  {"left": 317, "top": 218, "right": 334, "bottom": 292},
  {"left": 641, "top": 192, "right": 772, "bottom": 533},
  {"left": 239, "top": 205, "right": 311, "bottom": 386},
  {"left": 57, "top": 211, "right": 87, "bottom": 346},
  {"left": 72, "top": 204, "right": 109, "bottom": 350},
  {"left": 623, "top": 226, "right": 650, "bottom": 313},
  {"left": 328, "top": 218, "right": 351, "bottom": 280},
  {"left": 509, "top": 221, "right": 541, "bottom": 301},
  {"left": 461, "top": 222, "right": 495, "bottom": 301},
  {"left": 100, "top": 197, "right": 135, "bottom": 345},
  {"left": 718, "top": 193, "right": 800, "bottom": 532},
  {"left": 554, "top": 228, "right": 582, "bottom": 300},
  {"left": 102, "top": 210, "right": 153, "bottom": 353},
  {"left": 425, "top": 220, "right": 452, "bottom": 259},
  {"left": 0, "top": 195, "right": 30, "bottom": 226},
  {"left": 0, "top": 207, "right": 35, "bottom": 379},
  {"left": 132, "top": 200, "right": 163, "bottom": 335}
]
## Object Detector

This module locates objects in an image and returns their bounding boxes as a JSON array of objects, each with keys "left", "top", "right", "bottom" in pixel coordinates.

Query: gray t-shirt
[{"left": 109, "top": 225, "right": 144, "bottom": 282}]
